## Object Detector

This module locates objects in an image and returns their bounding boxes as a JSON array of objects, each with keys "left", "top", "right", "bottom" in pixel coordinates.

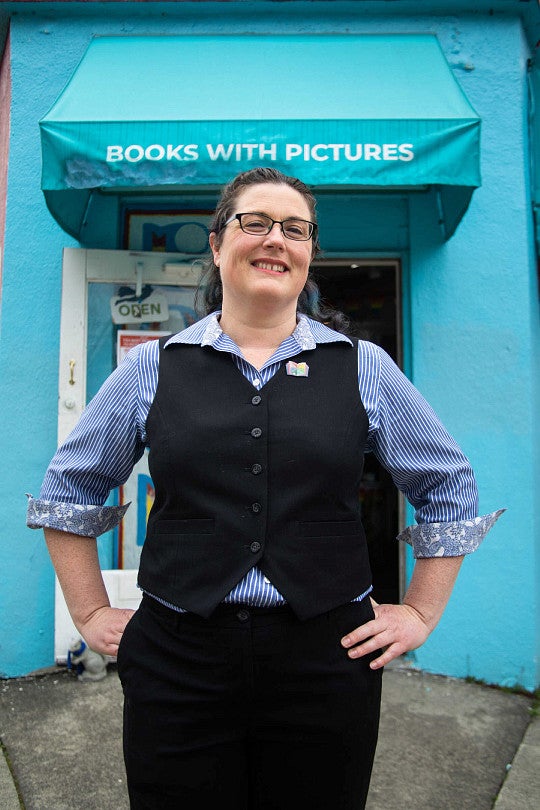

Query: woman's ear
[{"left": 209, "top": 232, "right": 220, "bottom": 267}]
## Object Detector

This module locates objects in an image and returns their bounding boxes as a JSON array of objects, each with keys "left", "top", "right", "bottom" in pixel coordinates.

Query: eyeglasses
[{"left": 222, "top": 212, "right": 317, "bottom": 241}]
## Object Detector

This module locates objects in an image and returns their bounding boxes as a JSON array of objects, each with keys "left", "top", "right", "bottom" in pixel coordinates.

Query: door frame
[
  {"left": 311, "top": 257, "right": 407, "bottom": 601},
  {"left": 54, "top": 248, "right": 203, "bottom": 661}
]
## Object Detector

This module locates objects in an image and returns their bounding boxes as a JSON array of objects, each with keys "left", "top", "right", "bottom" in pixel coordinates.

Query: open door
[
  {"left": 54, "top": 250, "right": 404, "bottom": 659},
  {"left": 313, "top": 259, "right": 405, "bottom": 604},
  {"left": 54, "top": 248, "right": 203, "bottom": 661}
]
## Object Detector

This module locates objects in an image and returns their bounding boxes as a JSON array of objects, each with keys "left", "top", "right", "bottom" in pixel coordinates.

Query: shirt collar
[{"left": 164, "top": 312, "right": 352, "bottom": 351}]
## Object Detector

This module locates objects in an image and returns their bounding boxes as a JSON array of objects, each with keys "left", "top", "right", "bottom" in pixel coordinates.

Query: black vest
[{"left": 139, "top": 339, "right": 372, "bottom": 619}]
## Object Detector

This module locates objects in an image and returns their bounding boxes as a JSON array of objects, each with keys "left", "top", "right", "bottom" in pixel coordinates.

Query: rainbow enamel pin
[{"left": 286, "top": 361, "right": 309, "bottom": 377}]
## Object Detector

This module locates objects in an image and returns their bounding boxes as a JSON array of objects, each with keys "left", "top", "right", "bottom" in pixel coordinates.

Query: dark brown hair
[{"left": 197, "top": 167, "right": 350, "bottom": 333}]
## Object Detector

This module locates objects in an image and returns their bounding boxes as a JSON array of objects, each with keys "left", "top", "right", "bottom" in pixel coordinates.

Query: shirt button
[
  {"left": 251, "top": 427, "right": 262, "bottom": 438},
  {"left": 252, "top": 502, "right": 262, "bottom": 514},
  {"left": 251, "top": 463, "right": 262, "bottom": 475},
  {"left": 251, "top": 395, "right": 261, "bottom": 405},
  {"left": 250, "top": 541, "right": 261, "bottom": 553}
]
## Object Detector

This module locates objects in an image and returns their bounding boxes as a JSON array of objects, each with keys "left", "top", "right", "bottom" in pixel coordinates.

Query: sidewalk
[{"left": 0, "top": 662, "right": 536, "bottom": 809}]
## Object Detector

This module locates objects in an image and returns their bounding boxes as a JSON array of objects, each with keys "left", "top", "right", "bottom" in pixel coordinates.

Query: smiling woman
[
  {"left": 30, "top": 167, "right": 502, "bottom": 810},
  {"left": 208, "top": 180, "right": 314, "bottom": 364},
  {"left": 199, "top": 167, "right": 352, "bottom": 336}
]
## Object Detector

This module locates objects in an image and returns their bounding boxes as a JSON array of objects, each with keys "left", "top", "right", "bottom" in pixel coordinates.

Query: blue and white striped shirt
[{"left": 27, "top": 313, "right": 502, "bottom": 611}]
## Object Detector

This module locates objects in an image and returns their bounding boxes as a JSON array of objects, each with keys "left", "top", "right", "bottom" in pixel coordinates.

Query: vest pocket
[
  {"left": 154, "top": 518, "right": 215, "bottom": 534},
  {"left": 297, "top": 520, "right": 361, "bottom": 538}
]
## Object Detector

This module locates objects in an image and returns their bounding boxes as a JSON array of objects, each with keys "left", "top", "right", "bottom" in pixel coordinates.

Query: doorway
[
  {"left": 312, "top": 260, "right": 403, "bottom": 604},
  {"left": 56, "top": 250, "right": 403, "bottom": 632},
  {"left": 55, "top": 248, "right": 203, "bottom": 660}
]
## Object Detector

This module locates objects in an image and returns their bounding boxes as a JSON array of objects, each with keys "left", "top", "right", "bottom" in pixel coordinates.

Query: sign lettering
[
  {"left": 110, "top": 291, "right": 169, "bottom": 324},
  {"left": 105, "top": 142, "right": 415, "bottom": 164}
]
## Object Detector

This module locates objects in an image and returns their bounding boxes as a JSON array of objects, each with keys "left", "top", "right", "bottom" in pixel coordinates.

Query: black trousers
[{"left": 117, "top": 594, "right": 382, "bottom": 810}]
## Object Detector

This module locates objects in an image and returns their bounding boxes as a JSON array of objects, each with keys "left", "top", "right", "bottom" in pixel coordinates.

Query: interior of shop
[{"left": 314, "top": 260, "right": 402, "bottom": 604}]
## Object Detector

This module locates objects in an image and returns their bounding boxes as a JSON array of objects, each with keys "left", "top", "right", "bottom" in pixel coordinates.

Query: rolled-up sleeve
[
  {"left": 26, "top": 344, "right": 151, "bottom": 537},
  {"left": 358, "top": 342, "right": 504, "bottom": 557}
]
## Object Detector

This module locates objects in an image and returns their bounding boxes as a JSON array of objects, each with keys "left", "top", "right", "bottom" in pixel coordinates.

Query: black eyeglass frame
[{"left": 221, "top": 212, "right": 317, "bottom": 241}]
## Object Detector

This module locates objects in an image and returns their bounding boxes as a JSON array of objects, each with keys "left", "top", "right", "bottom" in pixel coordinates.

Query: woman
[{"left": 28, "top": 167, "right": 502, "bottom": 809}]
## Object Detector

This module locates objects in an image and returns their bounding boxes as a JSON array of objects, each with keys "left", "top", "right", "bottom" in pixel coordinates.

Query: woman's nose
[{"left": 263, "top": 222, "right": 286, "bottom": 246}]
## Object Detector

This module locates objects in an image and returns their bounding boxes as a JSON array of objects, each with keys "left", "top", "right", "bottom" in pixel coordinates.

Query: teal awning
[{"left": 40, "top": 34, "right": 481, "bottom": 243}]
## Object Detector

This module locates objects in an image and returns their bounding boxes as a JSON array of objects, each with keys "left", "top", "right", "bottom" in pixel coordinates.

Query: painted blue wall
[
  {"left": 407, "top": 19, "right": 539, "bottom": 689},
  {"left": 0, "top": 2, "right": 537, "bottom": 688}
]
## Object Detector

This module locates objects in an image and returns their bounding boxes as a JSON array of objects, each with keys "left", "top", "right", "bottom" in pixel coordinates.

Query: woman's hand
[
  {"left": 77, "top": 606, "right": 135, "bottom": 657},
  {"left": 340, "top": 557, "right": 465, "bottom": 669},
  {"left": 340, "top": 598, "right": 431, "bottom": 670},
  {"left": 44, "top": 529, "right": 136, "bottom": 657}
]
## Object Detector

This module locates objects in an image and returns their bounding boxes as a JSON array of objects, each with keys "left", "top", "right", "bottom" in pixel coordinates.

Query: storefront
[{"left": 1, "top": 1, "right": 538, "bottom": 690}]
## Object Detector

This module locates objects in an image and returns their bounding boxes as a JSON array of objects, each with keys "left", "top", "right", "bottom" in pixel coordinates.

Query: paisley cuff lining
[
  {"left": 26, "top": 495, "right": 130, "bottom": 538},
  {"left": 397, "top": 509, "right": 506, "bottom": 558}
]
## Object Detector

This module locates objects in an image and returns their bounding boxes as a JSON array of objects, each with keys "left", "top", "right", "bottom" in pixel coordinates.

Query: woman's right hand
[
  {"left": 44, "top": 529, "right": 136, "bottom": 657},
  {"left": 77, "top": 606, "right": 135, "bottom": 657}
]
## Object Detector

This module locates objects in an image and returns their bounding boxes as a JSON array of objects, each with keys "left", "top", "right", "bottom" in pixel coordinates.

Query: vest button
[
  {"left": 251, "top": 427, "right": 262, "bottom": 438},
  {"left": 236, "top": 609, "right": 250, "bottom": 622},
  {"left": 251, "top": 395, "right": 261, "bottom": 405},
  {"left": 252, "top": 502, "right": 262, "bottom": 514},
  {"left": 250, "top": 541, "right": 261, "bottom": 553},
  {"left": 251, "top": 463, "right": 263, "bottom": 475}
]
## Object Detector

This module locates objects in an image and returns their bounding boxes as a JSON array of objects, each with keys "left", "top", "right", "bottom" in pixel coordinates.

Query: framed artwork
[{"left": 123, "top": 209, "right": 213, "bottom": 253}]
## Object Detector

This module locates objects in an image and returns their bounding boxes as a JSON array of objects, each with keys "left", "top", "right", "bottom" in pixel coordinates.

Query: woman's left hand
[{"left": 340, "top": 598, "right": 431, "bottom": 670}]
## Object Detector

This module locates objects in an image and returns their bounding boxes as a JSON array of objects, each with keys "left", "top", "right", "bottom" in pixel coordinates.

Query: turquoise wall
[
  {"left": 407, "top": 20, "right": 539, "bottom": 689},
  {"left": 0, "top": 2, "right": 537, "bottom": 688}
]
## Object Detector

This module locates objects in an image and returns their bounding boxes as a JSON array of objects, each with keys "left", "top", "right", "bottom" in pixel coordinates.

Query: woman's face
[{"left": 209, "top": 183, "right": 314, "bottom": 314}]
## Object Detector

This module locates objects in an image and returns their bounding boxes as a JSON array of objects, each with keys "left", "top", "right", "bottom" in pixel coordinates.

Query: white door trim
[{"left": 55, "top": 248, "right": 203, "bottom": 661}]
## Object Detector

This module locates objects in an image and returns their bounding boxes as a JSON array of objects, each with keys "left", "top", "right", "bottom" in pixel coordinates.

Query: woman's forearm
[
  {"left": 44, "top": 528, "right": 133, "bottom": 656},
  {"left": 44, "top": 528, "right": 111, "bottom": 627},
  {"left": 402, "top": 555, "right": 464, "bottom": 632}
]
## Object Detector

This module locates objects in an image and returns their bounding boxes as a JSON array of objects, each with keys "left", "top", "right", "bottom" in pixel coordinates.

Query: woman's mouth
[{"left": 252, "top": 261, "right": 288, "bottom": 273}]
